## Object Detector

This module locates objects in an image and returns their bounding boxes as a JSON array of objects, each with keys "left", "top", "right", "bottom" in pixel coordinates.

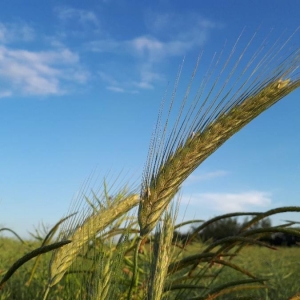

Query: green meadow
[{"left": 1, "top": 235, "right": 300, "bottom": 299}]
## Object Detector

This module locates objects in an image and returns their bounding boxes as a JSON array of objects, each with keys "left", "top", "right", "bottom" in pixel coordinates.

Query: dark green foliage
[{"left": 173, "top": 217, "right": 273, "bottom": 244}]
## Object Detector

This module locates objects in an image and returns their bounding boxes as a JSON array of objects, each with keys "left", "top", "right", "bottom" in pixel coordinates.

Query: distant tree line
[{"left": 172, "top": 217, "right": 300, "bottom": 247}]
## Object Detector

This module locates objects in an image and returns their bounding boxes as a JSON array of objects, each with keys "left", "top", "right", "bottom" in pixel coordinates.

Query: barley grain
[
  {"left": 139, "top": 30, "right": 300, "bottom": 236},
  {"left": 147, "top": 208, "right": 176, "bottom": 300},
  {"left": 48, "top": 193, "right": 139, "bottom": 288}
]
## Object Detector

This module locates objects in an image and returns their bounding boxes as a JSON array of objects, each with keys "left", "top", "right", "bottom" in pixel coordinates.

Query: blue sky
[{"left": 0, "top": 0, "right": 300, "bottom": 238}]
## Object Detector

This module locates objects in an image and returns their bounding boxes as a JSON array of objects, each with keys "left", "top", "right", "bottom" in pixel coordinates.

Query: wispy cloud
[
  {"left": 140, "top": 11, "right": 220, "bottom": 59},
  {"left": 185, "top": 170, "right": 229, "bottom": 185},
  {"left": 0, "top": 46, "right": 88, "bottom": 95},
  {"left": 98, "top": 71, "right": 119, "bottom": 86},
  {"left": 98, "top": 70, "right": 140, "bottom": 93},
  {"left": 91, "top": 30, "right": 206, "bottom": 91},
  {"left": 182, "top": 191, "right": 272, "bottom": 213},
  {"left": 0, "top": 9, "right": 219, "bottom": 96},
  {"left": 0, "top": 20, "right": 89, "bottom": 96},
  {"left": 55, "top": 7, "right": 100, "bottom": 27},
  {"left": 0, "top": 22, "right": 35, "bottom": 44},
  {"left": 144, "top": 11, "right": 219, "bottom": 37},
  {"left": 87, "top": 11, "right": 220, "bottom": 92},
  {"left": 107, "top": 86, "right": 125, "bottom": 93},
  {"left": 0, "top": 90, "right": 12, "bottom": 98}
]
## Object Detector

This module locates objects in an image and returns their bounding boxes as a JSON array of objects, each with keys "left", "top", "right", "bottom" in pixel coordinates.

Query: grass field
[
  {"left": 1, "top": 236, "right": 300, "bottom": 299},
  {"left": 186, "top": 243, "right": 300, "bottom": 299}
]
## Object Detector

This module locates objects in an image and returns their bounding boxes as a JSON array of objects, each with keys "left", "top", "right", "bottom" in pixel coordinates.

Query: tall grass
[{"left": 1, "top": 29, "right": 300, "bottom": 300}]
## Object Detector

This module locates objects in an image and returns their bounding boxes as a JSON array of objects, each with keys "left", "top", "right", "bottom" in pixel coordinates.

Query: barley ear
[
  {"left": 139, "top": 31, "right": 300, "bottom": 237},
  {"left": 47, "top": 193, "right": 139, "bottom": 288},
  {"left": 147, "top": 206, "right": 177, "bottom": 300}
]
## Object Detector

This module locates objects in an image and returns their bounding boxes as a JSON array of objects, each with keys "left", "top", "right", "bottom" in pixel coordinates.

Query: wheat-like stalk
[
  {"left": 147, "top": 207, "right": 177, "bottom": 300},
  {"left": 47, "top": 193, "right": 139, "bottom": 289},
  {"left": 138, "top": 30, "right": 300, "bottom": 237},
  {"left": 89, "top": 246, "right": 114, "bottom": 300},
  {"left": 89, "top": 223, "right": 135, "bottom": 300}
]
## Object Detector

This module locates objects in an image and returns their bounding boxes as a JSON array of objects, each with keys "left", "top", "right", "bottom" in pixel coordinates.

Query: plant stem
[{"left": 127, "top": 236, "right": 143, "bottom": 300}]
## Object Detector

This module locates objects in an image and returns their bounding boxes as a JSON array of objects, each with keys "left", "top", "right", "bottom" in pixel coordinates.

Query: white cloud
[
  {"left": 0, "top": 22, "right": 35, "bottom": 44},
  {"left": 133, "top": 81, "right": 153, "bottom": 89},
  {"left": 55, "top": 7, "right": 99, "bottom": 27},
  {"left": 71, "top": 70, "right": 89, "bottom": 84},
  {"left": 129, "top": 35, "right": 202, "bottom": 61},
  {"left": 131, "top": 68, "right": 164, "bottom": 89},
  {"left": 89, "top": 33, "right": 198, "bottom": 91},
  {"left": 6, "top": 48, "right": 79, "bottom": 65},
  {"left": 0, "top": 21, "right": 89, "bottom": 96},
  {"left": 0, "top": 46, "right": 88, "bottom": 96},
  {"left": 99, "top": 71, "right": 125, "bottom": 92},
  {"left": 90, "top": 30, "right": 208, "bottom": 64},
  {"left": 131, "top": 36, "right": 164, "bottom": 59},
  {"left": 185, "top": 170, "right": 229, "bottom": 185},
  {"left": 143, "top": 11, "right": 219, "bottom": 58},
  {"left": 88, "top": 12, "right": 220, "bottom": 92},
  {"left": 107, "top": 86, "right": 125, "bottom": 93},
  {"left": 99, "top": 71, "right": 141, "bottom": 93},
  {"left": 182, "top": 191, "right": 272, "bottom": 213},
  {"left": 144, "top": 11, "right": 219, "bottom": 38},
  {"left": 0, "top": 90, "right": 12, "bottom": 98},
  {"left": 98, "top": 71, "right": 118, "bottom": 86},
  {"left": 88, "top": 39, "right": 123, "bottom": 53}
]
